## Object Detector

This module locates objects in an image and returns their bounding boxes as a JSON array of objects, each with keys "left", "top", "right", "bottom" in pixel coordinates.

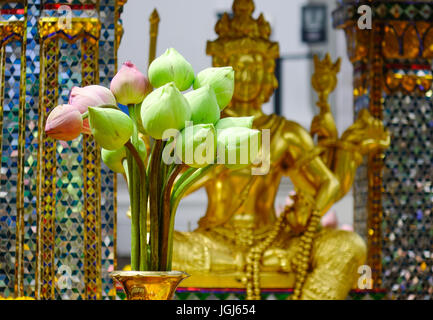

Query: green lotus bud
[
  {"left": 148, "top": 48, "right": 195, "bottom": 91},
  {"left": 140, "top": 82, "right": 191, "bottom": 140},
  {"left": 101, "top": 139, "right": 147, "bottom": 174},
  {"left": 135, "top": 138, "right": 148, "bottom": 161},
  {"left": 215, "top": 116, "right": 254, "bottom": 130},
  {"left": 193, "top": 67, "right": 234, "bottom": 110},
  {"left": 217, "top": 127, "right": 261, "bottom": 170},
  {"left": 175, "top": 124, "right": 217, "bottom": 168},
  {"left": 184, "top": 85, "right": 220, "bottom": 125},
  {"left": 88, "top": 107, "right": 133, "bottom": 150},
  {"left": 101, "top": 147, "right": 127, "bottom": 173}
]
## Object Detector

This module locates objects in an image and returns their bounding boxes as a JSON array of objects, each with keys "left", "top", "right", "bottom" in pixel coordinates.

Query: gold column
[
  {"left": 81, "top": 35, "right": 102, "bottom": 300},
  {"left": 0, "top": 19, "right": 26, "bottom": 297},
  {"left": 36, "top": 35, "right": 59, "bottom": 300},
  {"left": 334, "top": 0, "right": 433, "bottom": 294},
  {"left": 36, "top": 17, "right": 101, "bottom": 300},
  {"left": 148, "top": 9, "right": 160, "bottom": 68},
  {"left": 366, "top": 20, "right": 385, "bottom": 289}
]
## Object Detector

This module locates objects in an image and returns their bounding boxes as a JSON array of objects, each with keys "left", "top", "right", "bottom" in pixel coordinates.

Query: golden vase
[{"left": 111, "top": 271, "right": 189, "bottom": 300}]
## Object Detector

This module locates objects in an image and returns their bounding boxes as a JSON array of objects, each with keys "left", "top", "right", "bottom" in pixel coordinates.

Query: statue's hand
[
  {"left": 285, "top": 193, "right": 316, "bottom": 234},
  {"left": 310, "top": 111, "right": 338, "bottom": 141},
  {"left": 262, "top": 248, "right": 291, "bottom": 272}
]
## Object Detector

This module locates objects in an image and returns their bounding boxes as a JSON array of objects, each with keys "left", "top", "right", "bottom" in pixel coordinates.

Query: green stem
[
  {"left": 122, "top": 159, "right": 129, "bottom": 187},
  {"left": 148, "top": 139, "right": 164, "bottom": 270},
  {"left": 172, "top": 167, "right": 197, "bottom": 196},
  {"left": 166, "top": 165, "right": 213, "bottom": 269},
  {"left": 159, "top": 164, "right": 184, "bottom": 271},
  {"left": 133, "top": 103, "right": 147, "bottom": 135},
  {"left": 127, "top": 105, "right": 148, "bottom": 271},
  {"left": 126, "top": 147, "right": 140, "bottom": 270}
]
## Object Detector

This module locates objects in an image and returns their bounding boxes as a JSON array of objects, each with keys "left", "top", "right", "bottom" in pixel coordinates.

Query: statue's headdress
[{"left": 207, "top": 0, "right": 279, "bottom": 59}]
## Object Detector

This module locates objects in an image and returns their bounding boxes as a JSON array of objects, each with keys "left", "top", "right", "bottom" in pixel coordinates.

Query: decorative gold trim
[
  {"left": 81, "top": 36, "right": 102, "bottom": 300},
  {"left": 148, "top": 9, "right": 160, "bottom": 68},
  {"left": 0, "top": 46, "right": 5, "bottom": 165},
  {"left": 36, "top": 16, "right": 102, "bottom": 300},
  {"left": 38, "top": 18, "right": 101, "bottom": 42},
  {"left": 36, "top": 37, "right": 59, "bottom": 300},
  {"left": 0, "top": 21, "right": 25, "bottom": 47},
  {"left": 366, "top": 21, "right": 385, "bottom": 289},
  {"left": 14, "top": 10, "right": 28, "bottom": 298},
  {"left": 0, "top": 15, "right": 28, "bottom": 298}
]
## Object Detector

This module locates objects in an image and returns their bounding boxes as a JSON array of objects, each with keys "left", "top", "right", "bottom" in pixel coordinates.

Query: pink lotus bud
[
  {"left": 110, "top": 61, "right": 150, "bottom": 105},
  {"left": 321, "top": 211, "right": 338, "bottom": 229},
  {"left": 45, "top": 104, "right": 83, "bottom": 141},
  {"left": 340, "top": 224, "right": 354, "bottom": 232},
  {"left": 69, "top": 85, "right": 117, "bottom": 134}
]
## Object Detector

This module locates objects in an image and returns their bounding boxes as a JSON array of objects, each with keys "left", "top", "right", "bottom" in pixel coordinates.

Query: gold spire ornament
[
  {"left": 172, "top": 0, "right": 389, "bottom": 300},
  {"left": 148, "top": 9, "right": 160, "bottom": 68},
  {"left": 207, "top": 0, "right": 279, "bottom": 112}
]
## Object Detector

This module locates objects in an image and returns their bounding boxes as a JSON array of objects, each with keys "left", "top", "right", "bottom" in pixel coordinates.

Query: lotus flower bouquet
[{"left": 45, "top": 48, "right": 261, "bottom": 272}]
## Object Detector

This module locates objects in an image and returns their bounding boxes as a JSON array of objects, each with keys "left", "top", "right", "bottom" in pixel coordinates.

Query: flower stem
[
  {"left": 127, "top": 105, "right": 148, "bottom": 271},
  {"left": 125, "top": 146, "right": 140, "bottom": 270},
  {"left": 148, "top": 139, "right": 164, "bottom": 270},
  {"left": 159, "top": 164, "right": 184, "bottom": 271},
  {"left": 166, "top": 165, "right": 213, "bottom": 269}
]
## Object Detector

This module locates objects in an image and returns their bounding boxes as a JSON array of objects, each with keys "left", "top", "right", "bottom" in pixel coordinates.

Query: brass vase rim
[{"left": 110, "top": 270, "right": 190, "bottom": 278}]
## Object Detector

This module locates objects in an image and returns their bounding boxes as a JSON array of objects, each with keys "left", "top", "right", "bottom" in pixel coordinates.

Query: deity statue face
[{"left": 229, "top": 52, "right": 265, "bottom": 103}]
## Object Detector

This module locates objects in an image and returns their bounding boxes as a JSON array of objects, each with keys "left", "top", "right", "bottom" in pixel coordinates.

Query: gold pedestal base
[
  {"left": 179, "top": 272, "right": 295, "bottom": 289},
  {"left": 111, "top": 271, "right": 189, "bottom": 300}
]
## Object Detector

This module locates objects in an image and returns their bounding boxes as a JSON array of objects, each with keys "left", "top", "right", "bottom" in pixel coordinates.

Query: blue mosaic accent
[
  {"left": 23, "top": 0, "right": 41, "bottom": 298},
  {"left": 382, "top": 92, "right": 433, "bottom": 299},
  {"left": 0, "top": 0, "right": 120, "bottom": 299},
  {"left": 0, "top": 40, "right": 22, "bottom": 298},
  {"left": 99, "top": 0, "right": 117, "bottom": 300}
]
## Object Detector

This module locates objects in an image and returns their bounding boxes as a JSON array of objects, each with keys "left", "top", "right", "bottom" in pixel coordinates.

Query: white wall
[{"left": 116, "top": 0, "right": 354, "bottom": 256}]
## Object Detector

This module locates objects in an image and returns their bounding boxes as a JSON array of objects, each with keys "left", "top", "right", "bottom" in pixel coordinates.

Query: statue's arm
[
  {"left": 298, "top": 156, "right": 340, "bottom": 214},
  {"left": 281, "top": 122, "right": 340, "bottom": 226}
]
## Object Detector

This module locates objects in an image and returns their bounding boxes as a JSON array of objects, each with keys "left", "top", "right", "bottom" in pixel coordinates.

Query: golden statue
[{"left": 172, "top": 0, "right": 390, "bottom": 300}]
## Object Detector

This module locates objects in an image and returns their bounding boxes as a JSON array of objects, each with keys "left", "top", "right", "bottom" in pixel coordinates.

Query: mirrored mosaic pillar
[
  {"left": 0, "top": 0, "right": 126, "bottom": 300},
  {"left": 334, "top": 0, "right": 433, "bottom": 298}
]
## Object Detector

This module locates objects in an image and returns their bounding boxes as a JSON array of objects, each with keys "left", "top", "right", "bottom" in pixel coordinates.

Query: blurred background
[{"left": 116, "top": 0, "right": 354, "bottom": 260}]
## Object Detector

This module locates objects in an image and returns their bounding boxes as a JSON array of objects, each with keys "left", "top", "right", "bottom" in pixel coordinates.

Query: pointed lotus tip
[
  {"left": 150, "top": 8, "right": 160, "bottom": 21},
  {"left": 44, "top": 123, "right": 52, "bottom": 133},
  {"left": 123, "top": 60, "right": 135, "bottom": 68}
]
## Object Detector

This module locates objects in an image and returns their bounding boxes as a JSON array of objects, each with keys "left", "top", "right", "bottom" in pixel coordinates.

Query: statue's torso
[{"left": 197, "top": 112, "right": 316, "bottom": 237}]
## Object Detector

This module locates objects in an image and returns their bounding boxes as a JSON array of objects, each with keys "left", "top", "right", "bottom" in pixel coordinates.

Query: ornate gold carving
[
  {"left": 115, "top": 0, "right": 128, "bottom": 52},
  {"left": 38, "top": 18, "right": 101, "bottom": 42},
  {"left": 36, "top": 38, "right": 59, "bottom": 300},
  {"left": 36, "top": 17, "right": 102, "bottom": 300},
  {"left": 333, "top": 2, "right": 433, "bottom": 291},
  {"left": 148, "top": 9, "right": 160, "bottom": 68},
  {"left": 0, "top": 21, "right": 25, "bottom": 46},
  {"left": 207, "top": 0, "right": 279, "bottom": 110},
  {"left": 81, "top": 36, "right": 102, "bottom": 300},
  {"left": 0, "top": 19, "right": 27, "bottom": 297}
]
